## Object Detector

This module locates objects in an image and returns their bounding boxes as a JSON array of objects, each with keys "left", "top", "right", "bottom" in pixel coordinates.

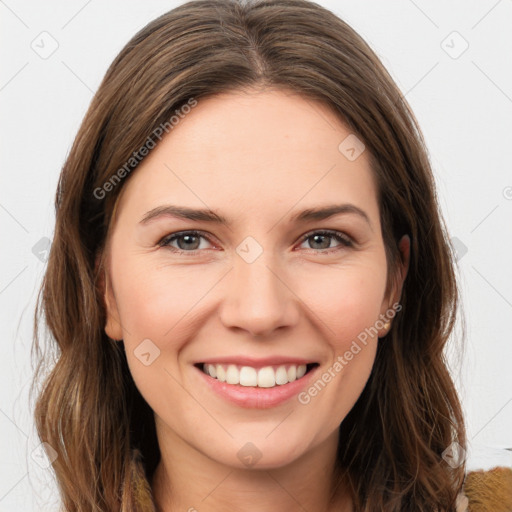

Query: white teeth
[
  {"left": 200, "top": 363, "right": 310, "bottom": 388},
  {"left": 207, "top": 364, "right": 216, "bottom": 378},
  {"left": 275, "top": 365, "right": 288, "bottom": 385},
  {"left": 226, "top": 364, "right": 239, "bottom": 384},
  {"left": 258, "top": 366, "right": 276, "bottom": 388},
  {"left": 216, "top": 365, "right": 226, "bottom": 382},
  {"left": 239, "top": 366, "right": 257, "bottom": 386}
]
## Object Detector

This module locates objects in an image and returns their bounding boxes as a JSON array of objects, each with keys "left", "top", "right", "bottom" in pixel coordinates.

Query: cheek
[
  {"left": 293, "top": 262, "right": 385, "bottom": 426},
  {"left": 113, "top": 263, "right": 209, "bottom": 419},
  {"left": 112, "top": 256, "right": 210, "bottom": 342},
  {"left": 109, "top": 256, "right": 212, "bottom": 395},
  {"left": 296, "top": 260, "right": 388, "bottom": 345}
]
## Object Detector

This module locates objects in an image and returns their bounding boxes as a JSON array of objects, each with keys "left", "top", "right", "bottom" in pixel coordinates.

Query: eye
[
  {"left": 159, "top": 230, "right": 215, "bottom": 253},
  {"left": 297, "top": 230, "right": 353, "bottom": 253},
  {"left": 158, "top": 229, "right": 353, "bottom": 255}
]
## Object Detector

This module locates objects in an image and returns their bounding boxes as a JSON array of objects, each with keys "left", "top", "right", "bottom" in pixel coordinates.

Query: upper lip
[{"left": 196, "top": 356, "right": 317, "bottom": 368}]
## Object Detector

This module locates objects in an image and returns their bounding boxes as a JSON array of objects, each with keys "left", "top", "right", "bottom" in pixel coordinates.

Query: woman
[{"left": 31, "top": 0, "right": 467, "bottom": 510}]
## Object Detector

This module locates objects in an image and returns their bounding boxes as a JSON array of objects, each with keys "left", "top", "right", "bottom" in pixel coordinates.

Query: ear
[
  {"left": 95, "top": 253, "right": 123, "bottom": 341},
  {"left": 395, "top": 234, "right": 410, "bottom": 299},
  {"left": 377, "top": 234, "right": 410, "bottom": 337}
]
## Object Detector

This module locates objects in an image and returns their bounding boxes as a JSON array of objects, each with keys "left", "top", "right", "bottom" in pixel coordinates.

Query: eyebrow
[{"left": 139, "top": 203, "right": 371, "bottom": 228}]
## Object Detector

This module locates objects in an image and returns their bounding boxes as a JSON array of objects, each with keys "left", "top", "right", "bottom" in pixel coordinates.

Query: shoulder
[{"left": 459, "top": 466, "right": 512, "bottom": 511}]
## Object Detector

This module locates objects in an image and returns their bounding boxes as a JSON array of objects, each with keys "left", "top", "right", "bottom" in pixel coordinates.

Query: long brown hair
[{"left": 30, "top": 0, "right": 466, "bottom": 510}]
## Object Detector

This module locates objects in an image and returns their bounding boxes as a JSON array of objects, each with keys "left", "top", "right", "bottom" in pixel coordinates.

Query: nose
[{"left": 218, "top": 250, "right": 300, "bottom": 338}]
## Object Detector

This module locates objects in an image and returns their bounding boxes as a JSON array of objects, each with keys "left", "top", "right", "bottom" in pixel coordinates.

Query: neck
[{"left": 150, "top": 424, "right": 352, "bottom": 512}]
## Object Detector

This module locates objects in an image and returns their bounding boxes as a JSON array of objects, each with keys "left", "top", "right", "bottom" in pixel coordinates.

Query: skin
[{"left": 101, "top": 88, "right": 409, "bottom": 512}]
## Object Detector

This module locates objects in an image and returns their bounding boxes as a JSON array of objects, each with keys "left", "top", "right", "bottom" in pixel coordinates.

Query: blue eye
[
  {"left": 298, "top": 230, "right": 353, "bottom": 253},
  {"left": 159, "top": 230, "right": 212, "bottom": 253},
  {"left": 159, "top": 229, "right": 353, "bottom": 255}
]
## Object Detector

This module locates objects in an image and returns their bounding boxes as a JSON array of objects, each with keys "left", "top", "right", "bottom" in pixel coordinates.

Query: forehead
[
  {"left": 157, "top": 88, "right": 358, "bottom": 159},
  {"left": 113, "top": 89, "right": 379, "bottom": 226}
]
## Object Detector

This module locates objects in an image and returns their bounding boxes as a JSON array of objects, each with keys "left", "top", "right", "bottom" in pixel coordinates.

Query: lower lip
[{"left": 194, "top": 365, "right": 319, "bottom": 409}]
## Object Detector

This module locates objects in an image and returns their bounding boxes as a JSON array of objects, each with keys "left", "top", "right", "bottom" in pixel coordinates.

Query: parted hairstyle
[{"left": 30, "top": 0, "right": 467, "bottom": 510}]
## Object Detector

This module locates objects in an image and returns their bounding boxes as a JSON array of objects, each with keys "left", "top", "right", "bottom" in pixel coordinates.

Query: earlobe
[
  {"left": 389, "top": 233, "right": 410, "bottom": 308},
  {"left": 378, "top": 234, "right": 410, "bottom": 338},
  {"left": 95, "top": 253, "right": 123, "bottom": 341}
]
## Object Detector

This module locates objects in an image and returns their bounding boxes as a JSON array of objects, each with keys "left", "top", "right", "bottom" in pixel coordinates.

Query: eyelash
[{"left": 158, "top": 229, "right": 354, "bottom": 255}]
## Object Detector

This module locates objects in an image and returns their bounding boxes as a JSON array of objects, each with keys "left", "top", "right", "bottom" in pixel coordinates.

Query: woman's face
[{"left": 102, "top": 89, "right": 405, "bottom": 470}]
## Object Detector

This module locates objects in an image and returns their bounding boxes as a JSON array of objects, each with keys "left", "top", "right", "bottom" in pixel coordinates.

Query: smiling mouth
[{"left": 195, "top": 362, "right": 319, "bottom": 388}]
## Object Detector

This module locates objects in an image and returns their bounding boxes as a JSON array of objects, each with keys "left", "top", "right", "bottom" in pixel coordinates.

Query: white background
[{"left": 1, "top": 0, "right": 511, "bottom": 509}]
